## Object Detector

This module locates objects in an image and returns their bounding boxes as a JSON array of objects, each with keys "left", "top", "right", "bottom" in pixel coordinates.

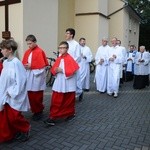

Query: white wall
[
  {"left": 9, "top": 3, "right": 23, "bottom": 58},
  {"left": 123, "top": 9, "right": 130, "bottom": 49},
  {"left": 58, "top": 0, "right": 75, "bottom": 44},
  {"left": 75, "top": 0, "right": 109, "bottom": 55},
  {"left": 98, "top": 16, "right": 109, "bottom": 46},
  {"left": 108, "top": 10, "right": 124, "bottom": 45},
  {"left": 75, "top": 0, "right": 99, "bottom": 13},
  {"left": 75, "top": 15, "right": 100, "bottom": 55},
  {"left": 0, "top": 0, "right": 58, "bottom": 59},
  {"left": 98, "top": 0, "right": 108, "bottom": 15},
  {"left": 123, "top": 8, "right": 140, "bottom": 50},
  {"left": 23, "top": 0, "right": 58, "bottom": 58},
  {"left": 108, "top": 0, "right": 124, "bottom": 15},
  {"left": 98, "top": 0, "right": 109, "bottom": 48}
]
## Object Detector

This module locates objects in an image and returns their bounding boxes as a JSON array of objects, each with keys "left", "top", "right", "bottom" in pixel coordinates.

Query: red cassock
[
  {"left": 49, "top": 53, "right": 79, "bottom": 119},
  {"left": 0, "top": 104, "right": 30, "bottom": 143},
  {"left": 22, "top": 46, "right": 48, "bottom": 113},
  {"left": 27, "top": 91, "right": 44, "bottom": 113}
]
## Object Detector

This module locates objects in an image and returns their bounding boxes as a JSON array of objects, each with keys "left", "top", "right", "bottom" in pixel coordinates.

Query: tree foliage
[
  {"left": 128, "top": 0, "right": 150, "bottom": 50},
  {"left": 128, "top": 0, "right": 150, "bottom": 24}
]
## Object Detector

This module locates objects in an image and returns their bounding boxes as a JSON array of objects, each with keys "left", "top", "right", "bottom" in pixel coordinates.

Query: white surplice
[
  {"left": 67, "top": 39, "right": 82, "bottom": 96},
  {"left": 67, "top": 40, "right": 81, "bottom": 63},
  {"left": 95, "top": 45, "right": 110, "bottom": 92},
  {"left": 0, "top": 57, "right": 30, "bottom": 111},
  {"left": 148, "top": 52, "right": 150, "bottom": 74},
  {"left": 52, "top": 59, "right": 76, "bottom": 93},
  {"left": 119, "top": 46, "right": 127, "bottom": 78},
  {"left": 107, "top": 45, "right": 123, "bottom": 94},
  {"left": 25, "top": 52, "right": 46, "bottom": 91},
  {"left": 79, "top": 45, "right": 93, "bottom": 90},
  {"left": 126, "top": 52, "right": 134, "bottom": 72},
  {"left": 134, "top": 51, "right": 150, "bottom": 75}
]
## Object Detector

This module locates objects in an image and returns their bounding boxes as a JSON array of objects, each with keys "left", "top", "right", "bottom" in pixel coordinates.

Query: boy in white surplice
[{"left": 0, "top": 40, "right": 30, "bottom": 143}]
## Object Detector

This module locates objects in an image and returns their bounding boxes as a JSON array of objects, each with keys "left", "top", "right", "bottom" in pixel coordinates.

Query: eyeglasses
[{"left": 58, "top": 47, "right": 67, "bottom": 50}]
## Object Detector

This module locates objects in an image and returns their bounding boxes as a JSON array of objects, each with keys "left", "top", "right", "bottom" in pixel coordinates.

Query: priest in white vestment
[
  {"left": 95, "top": 38, "right": 110, "bottom": 93},
  {"left": 79, "top": 38, "right": 93, "bottom": 91},
  {"left": 107, "top": 37, "right": 123, "bottom": 98}
]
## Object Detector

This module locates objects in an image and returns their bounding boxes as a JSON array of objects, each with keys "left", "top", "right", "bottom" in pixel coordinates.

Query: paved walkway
[{"left": 0, "top": 74, "right": 150, "bottom": 150}]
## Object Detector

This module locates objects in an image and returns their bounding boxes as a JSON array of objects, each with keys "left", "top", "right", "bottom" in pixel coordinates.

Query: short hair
[
  {"left": 79, "top": 37, "right": 86, "bottom": 42},
  {"left": 59, "top": 41, "right": 69, "bottom": 48},
  {"left": 66, "top": 28, "right": 75, "bottom": 38},
  {"left": 112, "top": 37, "right": 118, "bottom": 41},
  {"left": 130, "top": 45, "right": 135, "bottom": 49},
  {"left": 130, "top": 45, "right": 135, "bottom": 47},
  {"left": 140, "top": 46, "right": 145, "bottom": 50},
  {"left": 26, "top": 34, "right": 37, "bottom": 42},
  {"left": 0, "top": 39, "right": 18, "bottom": 52}
]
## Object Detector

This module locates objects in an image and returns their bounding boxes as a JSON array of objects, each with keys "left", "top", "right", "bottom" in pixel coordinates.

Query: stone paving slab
[{"left": 0, "top": 74, "right": 150, "bottom": 150}]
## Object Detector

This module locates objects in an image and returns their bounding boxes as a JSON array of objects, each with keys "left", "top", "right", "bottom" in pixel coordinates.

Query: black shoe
[
  {"left": 15, "top": 132, "right": 22, "bottom": 140},
  {"left": 100, "top": 91, "right": 105, "bottom": 94},
  {"left": 15, "top": 130, "right": 30, "bottom": 142},
  {"left": 79, "top": 92, "right": 83, "bottom": 102},
  {"left": 32, "top": 111, "right": 43, "bottom": 121},
  {"left": 84, "top": 89, "right": 89, "bottom": 92},
  {"left": 65, "top": 115, "right": 75, "bottom": 122},
  {"left": 43, "top": 118, "right": 55, "bottom": 126}
]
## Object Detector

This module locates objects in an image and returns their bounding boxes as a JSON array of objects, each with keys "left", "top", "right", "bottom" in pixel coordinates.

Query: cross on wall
[{"left": 0, "top": 0, "right": 21, "bottom": 39}]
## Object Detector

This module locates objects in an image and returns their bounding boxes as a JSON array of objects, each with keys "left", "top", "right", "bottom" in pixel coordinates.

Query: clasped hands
[
  {"left": 55, "top": 67, "right": 63, "bottom": 73},
  {"left": 24, "top": 63, "right": 31, "bottom": 70},
  {"left": 109, "top": 54, "right": 117, "bottom": 61},
  {"left": 81, "top": 54, "right": 86, "bottom": 59},
  {"left": 99, "top": 58, "right": 104, "bottom": 65},
  {"left": 127, "top": 58, "right": 132, "bottom": 61},
  {"left": 138, "top": 59, "right": 145, "bottom": 63},
  {"left": 6, "top": 92, "right": 11, "bottom": 98}
]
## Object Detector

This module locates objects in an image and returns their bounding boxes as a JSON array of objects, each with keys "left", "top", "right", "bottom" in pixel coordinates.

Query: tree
[
  {"left": 128, "top": 0, "right": 150, "bottom": 23},
  {"left": 128, "top": 0, "right": 150, "bottom": 50}
]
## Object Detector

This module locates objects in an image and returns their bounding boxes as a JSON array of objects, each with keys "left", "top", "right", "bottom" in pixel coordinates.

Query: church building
[{"left": 0, "top": 0, "right": 141, "bottom": 58}]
